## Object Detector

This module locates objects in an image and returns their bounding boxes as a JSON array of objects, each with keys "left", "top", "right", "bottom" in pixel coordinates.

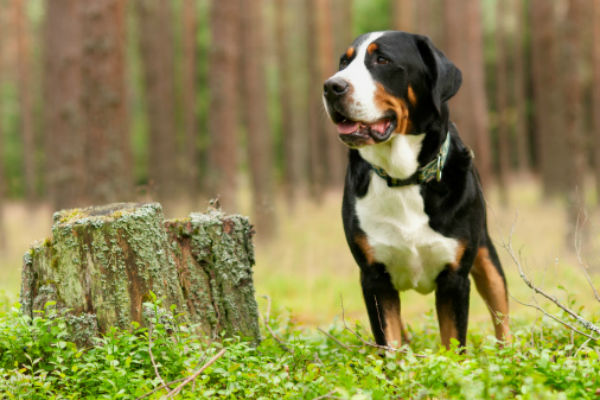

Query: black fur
[{"left": 328, "top": 31, "right": 508, "bottom": 348}]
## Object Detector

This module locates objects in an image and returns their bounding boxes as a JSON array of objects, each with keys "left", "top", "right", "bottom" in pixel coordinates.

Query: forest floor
[
  {"left": 1, "top": 178, "right": 600, "bottom": 398},
  {"left": 1, "top": 177, "right": 600, "bottom": 332}
]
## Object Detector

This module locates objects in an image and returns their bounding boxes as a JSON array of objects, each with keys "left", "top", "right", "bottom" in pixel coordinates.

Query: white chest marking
[{"left": 355, "top": 136, "right": 458, "bottom": 294}]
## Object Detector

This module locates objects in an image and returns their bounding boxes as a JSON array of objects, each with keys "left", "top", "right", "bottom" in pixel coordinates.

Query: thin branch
[
  {"left": 259, "top": 295, "right": 293, "bottom": 354},
  {"left": 573, "top": 212, "right": 600, "bottom": 303},
  {"left": 317, "top": 327, "right": 358, "bottom": 350},
  {"left": 165, "top": 348, "right": 227, "bottom": 398},
  {"left": 504, "top": 221, "right": 600, "bottom": 337},
  {"left": 148, "top": 326, "right": 170, "bottom": 392},
  {"left": 311, "top": 389, "right": 343, "bottom": 400},
  {"left": 135, "top": 377, "right": 188, "bottom": 400},
  {"left": 510, "top": 294, "right": 598, "bottom": 341},
  {"left": 339, "top": 296, "right": 426, "bottom": 358}
]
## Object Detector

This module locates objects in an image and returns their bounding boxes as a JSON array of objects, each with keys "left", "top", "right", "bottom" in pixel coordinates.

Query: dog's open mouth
[{"left": 331, "top": 110, "right": 397, "bottom": 146}]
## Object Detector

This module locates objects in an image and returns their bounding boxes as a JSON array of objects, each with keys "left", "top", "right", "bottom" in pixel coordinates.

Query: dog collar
[{"left": 370, "top": 132, "right": 451, "bottom": 187}]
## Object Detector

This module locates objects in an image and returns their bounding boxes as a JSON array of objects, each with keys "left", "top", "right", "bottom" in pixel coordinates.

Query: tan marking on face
[
  {"left": 471, "top": 247, "right": 511, "bottom": 342},
  {"left": 354, "top": 234, "right": 375, "bottom": 265},
  {"left": 345, "top": 47, "right": 355, "bottom": 58},
  {"left": 380, "top": 296, "right": 403, "bottom": 347},
  {"left": 437, "top": 302, "right": 459, "bottom": 349},
  {"left": 449, "top": 241, "right": 467, "bottom": 272},
  {"left": 407, "top": 85, "right": 417, "bottom": 106},
  {"left": 373, "top": 83, "right": 412, "bottom": 134},
  {"left": 367, "top": 42, "right": 378, "bottom": 55}
]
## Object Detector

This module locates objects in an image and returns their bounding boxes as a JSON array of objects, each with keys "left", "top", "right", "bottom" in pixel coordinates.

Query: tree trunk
[
  {"left": 416, "top": 0, "right": 441, "bottom": 44},
  {"left": 275, "top": 0, "right": 302, "bottom": 207},
  {"left": 136, "top": 0, "right": 178, "bottom": 204},
  {"left": 530, "top": 0, "right": 567, "bottom": 196},
  {"left": 43, "top": 0, "right": 86, "bottom": 210},
  {"left": 392, "top": 0, "right": 414, "bottom": 32},
  {"left": 442, "top": 0, "right": 492, "bottom": 187},
  {"left": 181, "top": 0, "right": 199, "bottom": 196},
  {"left": 495, "top": 0, "right": 510, "bottom": 204},
  {"left": 511, "top": 0, "right": 531, "bottom": 173},
  {"left": 21, "top": 203, "right": 260, "bottom": 345},
  {"left": 15, "top": 0, "right": 36, "bottom": 202},
  {"left": 0, "top": 18, "right": 5, "bottom": 251},
  {"left": 208, "top": 0, "right": 240, "bottom": 211},
  {"left": 563, "top": 0, "right": 586, "bottom": 243},
  {"left": 592, "top": 0, "right": 600, "bottom": 201},
  {"left": 81, "top": 0, "right": 131, "bottom": 204},
  {"left": 239, "top": 0, "right": 276, "bottom": 238}
]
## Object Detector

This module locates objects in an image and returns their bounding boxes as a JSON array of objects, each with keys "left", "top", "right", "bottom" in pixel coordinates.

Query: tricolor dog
[{"left": 323, "top": 31, "right": 509, "bottom": 349}]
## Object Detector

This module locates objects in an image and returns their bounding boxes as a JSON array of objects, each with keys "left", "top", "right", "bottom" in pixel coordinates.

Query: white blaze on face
[{"left": 329, "top": 32, "right": 385, "bottom": 123}]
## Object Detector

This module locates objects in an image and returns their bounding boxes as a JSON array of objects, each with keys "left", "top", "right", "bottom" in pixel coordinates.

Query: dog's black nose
[{"left": 323, "top": 78, "right": 349, "bottom": 98}]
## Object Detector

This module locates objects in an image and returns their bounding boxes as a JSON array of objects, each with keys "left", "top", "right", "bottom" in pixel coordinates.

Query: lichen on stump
[{"left": 21, "top": 203, "right": 260, "bottom": 345}]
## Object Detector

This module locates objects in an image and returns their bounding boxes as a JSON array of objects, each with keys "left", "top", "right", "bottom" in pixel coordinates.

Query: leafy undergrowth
[{"left": 0, "top": 299, "right": 599, "bottom": 400}]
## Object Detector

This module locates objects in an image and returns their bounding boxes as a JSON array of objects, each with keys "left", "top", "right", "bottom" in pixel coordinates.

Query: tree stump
[{"left": 20, "top": 203, "right": 260, "bottom": 345}]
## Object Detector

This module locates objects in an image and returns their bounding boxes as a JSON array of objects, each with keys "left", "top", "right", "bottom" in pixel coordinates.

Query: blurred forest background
[{"left": 1, "top": 0, "right": 600, "bottom": 326}]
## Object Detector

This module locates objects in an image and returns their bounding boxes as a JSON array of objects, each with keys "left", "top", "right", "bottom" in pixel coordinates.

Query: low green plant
[{"left": 0, "top": 295, "right": 598, "bottom": 399}]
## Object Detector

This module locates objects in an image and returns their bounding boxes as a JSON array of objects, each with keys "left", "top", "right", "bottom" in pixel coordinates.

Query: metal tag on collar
[{"left": 436, "top": 152, "right": 443, "bottom": 182}]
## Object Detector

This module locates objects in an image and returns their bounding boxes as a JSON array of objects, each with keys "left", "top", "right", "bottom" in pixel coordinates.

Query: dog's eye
[
  {"left": 339, "top": 59, "right": 349, "bottom": 69},
  {"left": 376, "top": 56, "right": 390, "bottom": 65}
]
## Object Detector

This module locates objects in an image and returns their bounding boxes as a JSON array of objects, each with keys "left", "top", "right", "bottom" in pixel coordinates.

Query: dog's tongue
[
  {"left": 336, "top": 121, "right": 359, "bottom": 135},
  {"left": 369, "top": 119, "right": 391, "bottom": 134}
]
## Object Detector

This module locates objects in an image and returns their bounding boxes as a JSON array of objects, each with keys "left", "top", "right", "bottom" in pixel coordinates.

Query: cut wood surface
[{"left": 21, "top": 203, "right": 260, "bottom": 345}]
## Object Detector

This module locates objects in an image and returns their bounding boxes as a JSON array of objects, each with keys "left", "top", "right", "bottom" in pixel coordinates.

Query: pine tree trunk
[
  {"left": 21, "top": 203, "right": 260, "bottom": 345},
  {"left": 530, "top": 0, "right": 567, "bottom": 196},
  {"left": 239, "top": 0, "right": 276, "bottom": 238},
  {"left": 592, "top": 0, "right": 600, "bottom": 201},
  {"left": 81, "top": 0, "right": 131, "bottom": 204},
  {"left": 512, "top": 0, "right": 531, "bottom": 173},
  {"left": 276, "top": 0, "right": 302, "bottom": 207},
  {"left": 392, "top": 0, "right": 414, "bottom": 32},
  {"left": 563, "top": 0, "right": 586, "bottom": 242},
  {"left": 43, "top": 0, "right": 86, "bottom": 210},
  {"left": 495, "top": 0, "right": 511, "bottom": 204},
  {"left": 136, "top": 0, "right": 178, "bottom": 203},
  {"left": 15, "top": 0, "right": 36, "bottom": 203},
  {"left": 208, "top": 0, "right": 240, "bottom": 211},
  {"left": 181, "top": 0, "right": 199, "bottom": 196}
]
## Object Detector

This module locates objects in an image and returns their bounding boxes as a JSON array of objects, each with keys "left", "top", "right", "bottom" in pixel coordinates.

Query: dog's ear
[{"left": 415, "top": 35, "right": 462, "bottom": 115}]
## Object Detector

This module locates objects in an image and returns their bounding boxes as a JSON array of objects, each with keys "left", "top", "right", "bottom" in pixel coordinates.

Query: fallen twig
[
  {"left": 573, "top": 213, "right": 600, "bottom": 303},
  {"left": 504, "top": 217, "right": 600, "bottom": 338},
  {"left": 135, "top": 377, "right": 188, "bottom": 400},
  {"left": 317, "top": 327, "right": 359, "bottom": 350},
  {"left": 165, "top": 348, "right": 227, "bottom": 398},
  {"left": 339, "top": 296, "right": 426, "bottom": 358},
  {"left": 260, "top": 295, "right": 294, "bottom": 354},
  {"left": 147, "top": 326, "right": 170, "bottom": 392},
  {"left": 311, "top": 389, "right": 343, "bottom": 400}
]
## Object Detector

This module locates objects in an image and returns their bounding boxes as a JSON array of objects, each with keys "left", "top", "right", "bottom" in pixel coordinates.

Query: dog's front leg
[{"left": 360, "top": 267, "right": 403, "bottom": 348}]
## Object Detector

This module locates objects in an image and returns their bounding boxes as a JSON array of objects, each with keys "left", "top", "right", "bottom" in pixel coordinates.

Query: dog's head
[{"left": 323, "top": 31, "right": 461, "bottom": 148}]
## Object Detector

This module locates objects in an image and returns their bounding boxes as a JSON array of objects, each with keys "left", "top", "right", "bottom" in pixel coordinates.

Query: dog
[{"left": 322, "top": 31, "right": 509, "bottom": 349}]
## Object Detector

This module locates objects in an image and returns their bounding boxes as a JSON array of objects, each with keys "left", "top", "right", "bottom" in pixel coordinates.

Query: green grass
[
  {"left": 0, "top": 296, "right": 599, "bottom": 399},
  {"left": 1, "top": 180, "right": 600, "bottom": 397}
]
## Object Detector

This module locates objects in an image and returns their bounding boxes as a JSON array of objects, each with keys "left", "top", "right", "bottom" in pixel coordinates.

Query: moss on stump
[{"left": 21, "top": 203, "right": 260, "bottom": 344}]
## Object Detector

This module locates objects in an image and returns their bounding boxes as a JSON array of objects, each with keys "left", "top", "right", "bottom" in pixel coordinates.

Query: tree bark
[
  {"left": 442, "top": 0, "right": 492, "bottom": 187},
  {"left": 136, "top": 0, "right": 178, "bottom": 204},
  {"left": 239, "top": 0, "right": 276, "bottom": 238},
  {"left": 495, "top": 0, "right": 511, "bottom": 204},
  {"left": 563, "top": 0, "right": 586, "bottom": 242},
  {"left": 275, "top": 0, "right": 302, "bottom": 207},
  {"left": 592, "top": 0, "right": 600, "bottom": 200},
  {"left": 392, "top": 0, "right": 414, "bottom": 32},
  {"left": 0, "top": 17, "right": 5, "bottom": 251},
  {"left": 21, "top": 203, "right": 260, "bottom": 345},
  {"left": 81, "top": 0, "right": 131, "bottom": 204},
  {"left": 15, "top": 0, "right": 36, "bottom": 202},
  {"left": 208, "top": 0, "right": 240, "bottom": 211},
  {"left": 181, "top": 0, "right": 199, "bottom": 195},
  {"left": 511, "top": 0, "right": 531, "bottom": 173},
  {"left": 530, "top": 0, "right": 568, "bottom": 195},
  {"left": 43, "top": 0, "right": 86, "bottom": 210}
]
